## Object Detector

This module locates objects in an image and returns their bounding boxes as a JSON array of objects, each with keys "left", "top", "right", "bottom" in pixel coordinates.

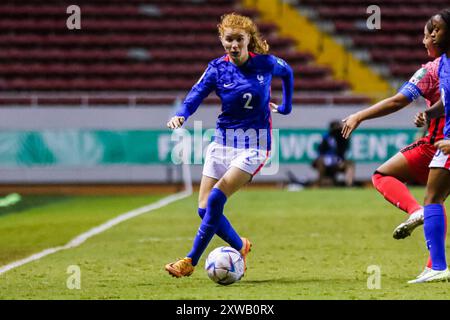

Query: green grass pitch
[{"left": 0, "top": 189, "right": 449, "bottom": 300}]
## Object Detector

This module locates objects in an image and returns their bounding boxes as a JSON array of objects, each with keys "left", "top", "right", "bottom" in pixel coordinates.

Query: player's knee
[
  {"left": 206, "top": 188, "right": 227, "bottom": 216},
  {"left": 198, "top": 196, "right": 208, "bottom": 210},
  {"left": 198, "top": 187, "right": 212, "bottom": 209},
  {"left": 215, "top": 177, "right": 231, "bottom": 194},
  {"left": 372, "top": 171, "right": 383, "bottom": 188},
  {"left": 197, "top": 207, "right": 206, "bottom": 219}
]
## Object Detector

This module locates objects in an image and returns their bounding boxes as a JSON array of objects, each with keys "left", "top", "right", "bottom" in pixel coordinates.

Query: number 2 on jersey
[{"left": 243, "top": 93, "right": 253, "bottom": 109}]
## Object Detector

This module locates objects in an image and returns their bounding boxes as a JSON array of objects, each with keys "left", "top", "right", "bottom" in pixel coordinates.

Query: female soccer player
[
  {"left": 164, "top": 13, "right": 294, "bottom": 278},
  {"left": 341, "top": 19, "right": 445, "bottom": 247},
  {"left": 408, "top": 9, "right": 450, "bottom": 283}
]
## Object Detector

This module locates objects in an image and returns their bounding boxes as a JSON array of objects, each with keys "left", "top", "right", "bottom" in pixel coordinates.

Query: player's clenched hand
[
  {"left": 435, "top": 140, "right": 450, "bottom": 155},
  {"left": 269, "top": 102, "right": 279, "bottom": 113},
  {"left": 167, "top": 116, "right": 185, "bottom": 129},
  {"left": 414, "top": 112, "right": 427, "bottom": 128},
  {"left": 341, "top": 113, "right": 361, "bottom": 139}
]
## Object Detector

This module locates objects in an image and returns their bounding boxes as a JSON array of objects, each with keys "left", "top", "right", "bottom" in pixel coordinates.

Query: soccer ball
[{"left": 205, "top": 246, "right": 245, "bottom": 285}]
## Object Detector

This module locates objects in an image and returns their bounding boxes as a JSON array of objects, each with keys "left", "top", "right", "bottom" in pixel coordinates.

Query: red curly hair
[{"left": 217, "top": 13, "right": 269, "bottom": 54}]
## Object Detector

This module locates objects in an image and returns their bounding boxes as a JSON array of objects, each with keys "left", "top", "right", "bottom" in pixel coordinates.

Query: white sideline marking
[{"left": 0, "top": 189, "right": 192, "bottom": 275}]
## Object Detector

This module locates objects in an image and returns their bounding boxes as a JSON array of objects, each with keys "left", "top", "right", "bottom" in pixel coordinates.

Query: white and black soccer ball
[{"left": 205, "top": 246, "right": 244, "bottom": 285}]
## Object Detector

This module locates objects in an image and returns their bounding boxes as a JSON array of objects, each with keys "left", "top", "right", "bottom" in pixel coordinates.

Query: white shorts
[
  {"left": 429, "top": 149, "right": 450, "bottom": 170},
  {"left": 202, "top": 142, "right": 270, "bottom": 180}
]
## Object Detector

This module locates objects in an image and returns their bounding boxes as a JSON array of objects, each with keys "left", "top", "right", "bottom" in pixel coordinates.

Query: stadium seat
[
  {"left": 0, "top": 0, "right": 370, "bottom": 106},
  {"left": 295, "top": 0, "right": 442, "bottom": 85}
]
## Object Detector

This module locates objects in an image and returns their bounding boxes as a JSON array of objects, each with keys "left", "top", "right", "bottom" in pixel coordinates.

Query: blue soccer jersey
[
  {"left": 438, "top": 53, "right": 450, "bottom": 139},
  {"left": 175, "top": 52, "right": 294, "bottom": 150}
]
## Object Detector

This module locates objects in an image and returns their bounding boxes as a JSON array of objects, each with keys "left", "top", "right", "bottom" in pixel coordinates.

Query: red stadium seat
[
  {"left": 0, "top": 0, "right": 370, "bottom": 106},
  {"left": 351, "top": 35, "right": 423, "bottom": 48}
]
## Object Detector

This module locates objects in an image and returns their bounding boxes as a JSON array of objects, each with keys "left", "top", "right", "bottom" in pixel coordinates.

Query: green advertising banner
[
  {"left": 278, "top": 128, "right": 418, "bottom": 163},
  {"left": 0, "top": 128, "right": 421, "bottom": 167}
]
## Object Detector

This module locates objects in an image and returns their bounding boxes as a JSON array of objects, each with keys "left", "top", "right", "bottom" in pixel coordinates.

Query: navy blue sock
[
  {"left": 198, "top": 208, "right": 243, "bottom": 251},
  {"left": 424, "top": 204, "right": 447, "bottom": 271},
  {"left": 188, "top": 188, "right": 227, "bottom": 266}
]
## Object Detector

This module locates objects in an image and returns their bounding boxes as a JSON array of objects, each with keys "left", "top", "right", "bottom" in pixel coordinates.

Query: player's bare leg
[
  {"left": 198, "top": 175, "right": 218, "bottom": 208},
  {"left": 374, "top": 152, "right": 424, "bottom": 239},
  {"left": 376, "top": 152, "right": 416, "bottom": 185}
]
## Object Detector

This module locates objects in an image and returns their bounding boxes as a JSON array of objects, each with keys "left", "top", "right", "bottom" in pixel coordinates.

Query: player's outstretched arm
[
  {"left": 341, "top": 93, "right": 410, "bottom": 139},
  {"left": 271, "top": 56, "right": 293, "bottom": 115},
  {"left": 169, "top": 64, "right": 217, "bottom": 129}
]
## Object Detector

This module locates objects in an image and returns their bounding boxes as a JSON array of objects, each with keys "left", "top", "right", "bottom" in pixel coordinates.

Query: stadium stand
[
  {"left": 0, "top": 0, "right": 371, "bottom": 106},
  {"left": 297, "top": 0, "right": 446, "bottom": 81}
]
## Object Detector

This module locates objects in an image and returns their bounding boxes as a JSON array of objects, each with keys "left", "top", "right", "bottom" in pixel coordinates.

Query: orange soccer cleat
[
  {"left": 239, "top": 237, "right": 252, "bottom": 273},
  {"left": 165, "top": 257, "right": 194, "bottom": 278}
]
